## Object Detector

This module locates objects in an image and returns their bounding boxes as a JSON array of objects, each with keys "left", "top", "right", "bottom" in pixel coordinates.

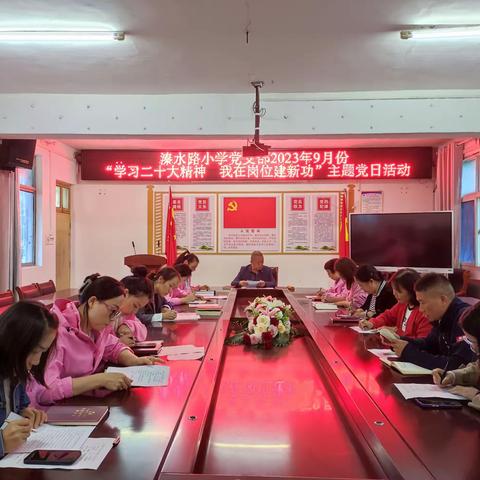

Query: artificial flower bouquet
[{"left": 226, "top": 295, "right": 295, "bottom": 349}]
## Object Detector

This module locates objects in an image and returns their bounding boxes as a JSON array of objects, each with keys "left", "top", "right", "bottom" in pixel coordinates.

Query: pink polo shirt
[
  {"left": 29, "top": 301, "right": 130, "bottom": 405},
  {"left": 166, "top": 278, "right": 191, "bottom": 305},
  {"left": 324, "top": 278, "right": 347, "bottom": 299},
  {"left": 346, "top": 282, "right": 368, "bottom": 309}
]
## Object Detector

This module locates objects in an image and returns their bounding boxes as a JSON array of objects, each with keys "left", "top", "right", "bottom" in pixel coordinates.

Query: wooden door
[{"left": 56, "top": 183, "right": 71, "bottom": 289}]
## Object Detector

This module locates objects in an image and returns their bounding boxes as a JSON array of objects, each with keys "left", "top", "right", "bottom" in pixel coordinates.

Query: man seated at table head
[
  {"left": 231, "top": 251, "right": 277, "bottom": 288},
  {"left": 387, "top": 272, "right": 475, "bottom": 370}
]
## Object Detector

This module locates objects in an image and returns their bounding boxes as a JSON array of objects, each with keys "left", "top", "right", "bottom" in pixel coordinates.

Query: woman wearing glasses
[{"left": 30, "top": 274, "right": 161, "bottom": 405}]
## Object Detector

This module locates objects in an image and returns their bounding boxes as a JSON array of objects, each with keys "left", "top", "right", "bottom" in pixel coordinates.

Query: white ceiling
[
  {"left": 1, "top": 0, "right": 480, "bottom": 94},
  {"left": 60, "top": 134, "right": 454, "bottom": 150}
]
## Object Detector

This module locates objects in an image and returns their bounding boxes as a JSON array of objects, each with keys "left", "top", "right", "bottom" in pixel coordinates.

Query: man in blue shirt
[{"left": 231, "top": 251, "right": 277, "bottom": 288}]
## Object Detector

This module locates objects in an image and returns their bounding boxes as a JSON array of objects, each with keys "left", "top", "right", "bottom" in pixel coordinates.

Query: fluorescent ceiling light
[
  {"left": 0, "top": 31, "right": 125, "bottom": 41},
  {"left": 401, "top": 25, "right": 480, "bottom": 40}
]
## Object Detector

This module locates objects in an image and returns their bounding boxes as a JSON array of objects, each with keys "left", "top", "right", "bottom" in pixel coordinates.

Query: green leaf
[{"left": 225, "top": 333, "right": 245, "bottom": 346}]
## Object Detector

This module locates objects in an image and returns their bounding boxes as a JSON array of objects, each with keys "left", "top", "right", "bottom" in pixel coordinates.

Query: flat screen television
[{"left": 349, "top": 211, "right": 453, "bottom": 273}]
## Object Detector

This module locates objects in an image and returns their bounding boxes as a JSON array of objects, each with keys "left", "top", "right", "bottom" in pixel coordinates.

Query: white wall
[
  {"left": 20, "top": 140, "right": 76, "bottom": 286},
  {"left": 71, "top": 178, "right": 434, "bottom": 289}
]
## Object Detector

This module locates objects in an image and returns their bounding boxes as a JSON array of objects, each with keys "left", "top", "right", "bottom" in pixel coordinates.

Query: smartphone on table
[
  {"left": 23, "top": 449, "right": 82, "bottom": 465},
  {"left": 414, "top": 398, "right": 464, "bottom": 409}
]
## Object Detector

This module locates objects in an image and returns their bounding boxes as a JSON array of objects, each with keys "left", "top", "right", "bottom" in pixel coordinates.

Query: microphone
[{"left": 132, "top": 241, "right": 137, "bottom": 255}]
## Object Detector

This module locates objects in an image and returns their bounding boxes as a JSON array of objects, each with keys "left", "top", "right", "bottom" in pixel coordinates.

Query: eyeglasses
[{"left": 100, "top": 301, "right": 121, "bottom": 320}]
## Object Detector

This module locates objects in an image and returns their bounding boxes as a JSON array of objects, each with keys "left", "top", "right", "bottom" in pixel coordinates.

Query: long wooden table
[{"left": 5, "top": 288, "right": 479, "bottom": 479}]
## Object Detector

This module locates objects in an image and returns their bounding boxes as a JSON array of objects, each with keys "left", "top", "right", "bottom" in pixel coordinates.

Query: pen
[{"left": 440, "top": 358, "right": 453, "bottom": 383}]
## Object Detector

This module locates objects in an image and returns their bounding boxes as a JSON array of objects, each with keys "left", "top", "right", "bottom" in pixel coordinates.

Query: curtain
[
  {"left": 0, "top": 170, "right": 21, "bottom": 291},
  {"left": 435, "top": 142, "right": 463, "bottom": 267}
]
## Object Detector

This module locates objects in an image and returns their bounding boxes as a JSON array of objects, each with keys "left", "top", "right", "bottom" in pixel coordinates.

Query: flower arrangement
[{"left": 226, "top": 295, "right": 294, "bottom": 349}]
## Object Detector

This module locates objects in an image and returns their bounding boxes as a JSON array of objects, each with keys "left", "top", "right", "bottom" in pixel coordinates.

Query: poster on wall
[
  {"left": 218, "top": 193, "right": 282, "bottom": 253},
  {"left": 283, "top": 193, "right": 339, "bottom": 253},
  {"left": 361, "top": 191, "right": 383, "bottom": 213},
  {"left": 162, "top": 193, "right": 216, "bottom": 253}
]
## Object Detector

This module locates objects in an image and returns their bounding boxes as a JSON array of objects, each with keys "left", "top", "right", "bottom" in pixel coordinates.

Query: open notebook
[{"left": 380, "top": 357, "right": 432, "bottom": 376}]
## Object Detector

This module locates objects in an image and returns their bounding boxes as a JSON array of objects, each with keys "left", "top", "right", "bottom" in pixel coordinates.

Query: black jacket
[
  {"left": 361, "top": 282, "right": 397, "bottom": 317},
  {"left": 137, "top": 294, "right": 172, "bottom": 325},
  {"left": 400, "top": 297, "right": 475, "bottom": 370}
]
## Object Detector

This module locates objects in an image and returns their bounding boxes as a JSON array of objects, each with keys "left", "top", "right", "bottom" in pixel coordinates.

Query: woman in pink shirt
[
  {"left": 31, "top": 274, "right": 162, "bottom": 405},
  {"left": 167, "top": 264, "right": 197, "bottom": 306},
  {"left": 175, "top": 251, "right": 209, "bottom": 291},
  {"left": 333, "top": 258, "right": 368, "bottom": 310},
  {"left": 316, "top": 258, "right": 348, "bottom": 302},
  {"left": 108, "top": 268, "right": 152, "bottom": 347}
]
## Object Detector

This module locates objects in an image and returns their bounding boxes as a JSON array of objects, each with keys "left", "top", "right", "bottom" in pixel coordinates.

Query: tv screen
[{"left": 349, "top": 212, "right": 453, "bottom": 273}]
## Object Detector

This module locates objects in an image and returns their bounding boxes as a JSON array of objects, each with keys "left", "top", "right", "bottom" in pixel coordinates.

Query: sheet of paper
[
  {"left": 394, "top": 383, "right": 467, "bottom": 400},
  {"left": 305, "top": 295, "right": 318, "bottom": 299},
  {"left": 13, "top": 423, "right": 95, "bottom": 454},
  {"left": 168, "top": 350, "right": 205, "bottom": 361},
  {"left": 106, "top": 365, "right": 170, "bottom": 387},
  {"left": 368, "top": 349, "right": 398, "bottom": 360},
  {"left": 160, "top": 345, "right": 201, "bottom": 355},
  {"left": 0, "top": 438, "right": 113, "bottom": 470},
  {"left": 350, "top": 326, "right": 377, "bottom": 334},
  {"left": 209, "top": 295, "right": 228, "bottom": 300}
]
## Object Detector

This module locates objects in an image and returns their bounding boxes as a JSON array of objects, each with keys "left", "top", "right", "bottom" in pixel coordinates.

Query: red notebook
[{"left": 46, "top": 405, "right": 109, "bottom": 426}]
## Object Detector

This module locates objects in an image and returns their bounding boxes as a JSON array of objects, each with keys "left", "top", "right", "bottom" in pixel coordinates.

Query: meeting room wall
[
  {"left": 20, "top": 141, "right": 77, "bottom": 286},
  {"left": 71, "top": 178, "right": 434, "bottom": 288}
]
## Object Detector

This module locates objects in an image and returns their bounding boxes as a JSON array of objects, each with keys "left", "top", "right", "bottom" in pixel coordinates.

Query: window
[
  {"left": 460, "top": 156, "right": 480, "bottom": 266},
  {"left": 56, "top": 183, "right": 71, "bottom": 213},
  {"left": 19, "top": 167, "right": 36, "bottom": 265}
]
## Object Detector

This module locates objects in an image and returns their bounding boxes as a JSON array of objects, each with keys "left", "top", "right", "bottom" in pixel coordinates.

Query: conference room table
[
  {"left": 35, "top": 288, "right": 79, "bottom": 307},
  {"left": 4, "top": 288, "right": 479, "bottom": 480}
]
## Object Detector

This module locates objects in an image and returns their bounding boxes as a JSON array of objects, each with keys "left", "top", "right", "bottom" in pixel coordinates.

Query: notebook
[
  {"left": 379, "top": 357, "right": 432, "bottom": 376},
  {"left": 132, "top": 340, "right": 163, "bottom": 356},
  {"left": 45, "top": 405, "right": 109, "bottom": 426},
  {"left": 312, "top": 302, "right": 338, "bottom": 311},
  {"left": 195, "top": 303, "right": 222, "bottom": 310},
  {"left": 378, "top": 328, "right": 400, "bottom": 342},
  {"left": 163, "top": 312, "right": 200, "bottom": 322},
  {"left": 331, "top": 313, "right": 360, "bottom": 323},
  {"left": 196, "top": 309, "right": 222, "bottom": 317}
]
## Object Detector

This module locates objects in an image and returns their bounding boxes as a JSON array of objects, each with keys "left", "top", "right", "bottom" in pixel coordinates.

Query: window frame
[
  {"left": 56, "top": 181, "right": 71, "bottom": 213},
  {"left": 460, "top": 155, "right": 480, "bottom": 267},
  {"left": 19, "top": 171, "right": 37, "bottom": 266}
]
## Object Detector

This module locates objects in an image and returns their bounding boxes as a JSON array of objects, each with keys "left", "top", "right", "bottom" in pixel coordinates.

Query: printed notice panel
[
  {"left": 162, "top": 193, "right": 216, "bottom": 253},
  {"left": 219, "top": 194, "right": 282, "bottom": 252},
  {"left": 284, "top": 192, "right": 339, "bottom": 253}
]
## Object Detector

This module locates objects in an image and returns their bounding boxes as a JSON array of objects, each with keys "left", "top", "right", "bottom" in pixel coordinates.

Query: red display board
[{"left": 80, "top": 147, "right": 433, "bottom": 182}]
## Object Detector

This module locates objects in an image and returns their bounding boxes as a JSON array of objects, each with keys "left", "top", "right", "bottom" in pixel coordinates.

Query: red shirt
[{"left": 371, "top": 303, "right": 432, "bottom": 338}]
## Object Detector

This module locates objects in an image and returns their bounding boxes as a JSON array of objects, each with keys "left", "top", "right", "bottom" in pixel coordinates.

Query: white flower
[
  {"left": 250, "top": 333, "right": 262, "bottom": 345},
  {"left": 256, "top": 314, "right": 270, "bottom": 329},
  {"left": 277, "top": 322, "right": 286, "bottom": 334},
  {"left": 254, "top": 325, "right": 267, "bottom": 335},
  {"left": 275, "top": 311, "right": 283, "bottom": 320}
]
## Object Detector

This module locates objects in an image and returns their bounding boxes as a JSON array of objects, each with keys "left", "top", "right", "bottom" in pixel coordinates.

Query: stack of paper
[
  {"left": 196, "top": 290, "right": 215, "bottom": 297},
  {"left": 312, "top": 302, "right": 337, "bottom": 311},
  {"left": 106, "top": 365, "right": 170, "bottom": 386},
  {"left": 160, "top": 344, "right": 205, "bottom": 360},
  {"left": 164, "top": 312, "right": 200, "bottom": 322},
  {"left": 394, "top": 383, "right": 467, "bottom": 400},
  {"left": 0, "top": 438, "right": 113, "bottom": 470},
  {"left": 350, "top": 325, "right": 377, "bottom": 334},
  {"left": 0, "top": 412, "right": 113, "bottom": 471},
  {"left": 367, "top": 348, "right": 398, "bottom": 361},
  {"left": 188, "top": 300, "right": 207, "bottom": 306}
]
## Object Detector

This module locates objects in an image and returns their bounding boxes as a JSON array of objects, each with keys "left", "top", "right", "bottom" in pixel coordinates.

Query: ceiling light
[
  {"left": 400, "top": 25, "right": 480, "bottom": 40},
  {"left": 0, "top": 31, "right": 125, "bottom": 42}
]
